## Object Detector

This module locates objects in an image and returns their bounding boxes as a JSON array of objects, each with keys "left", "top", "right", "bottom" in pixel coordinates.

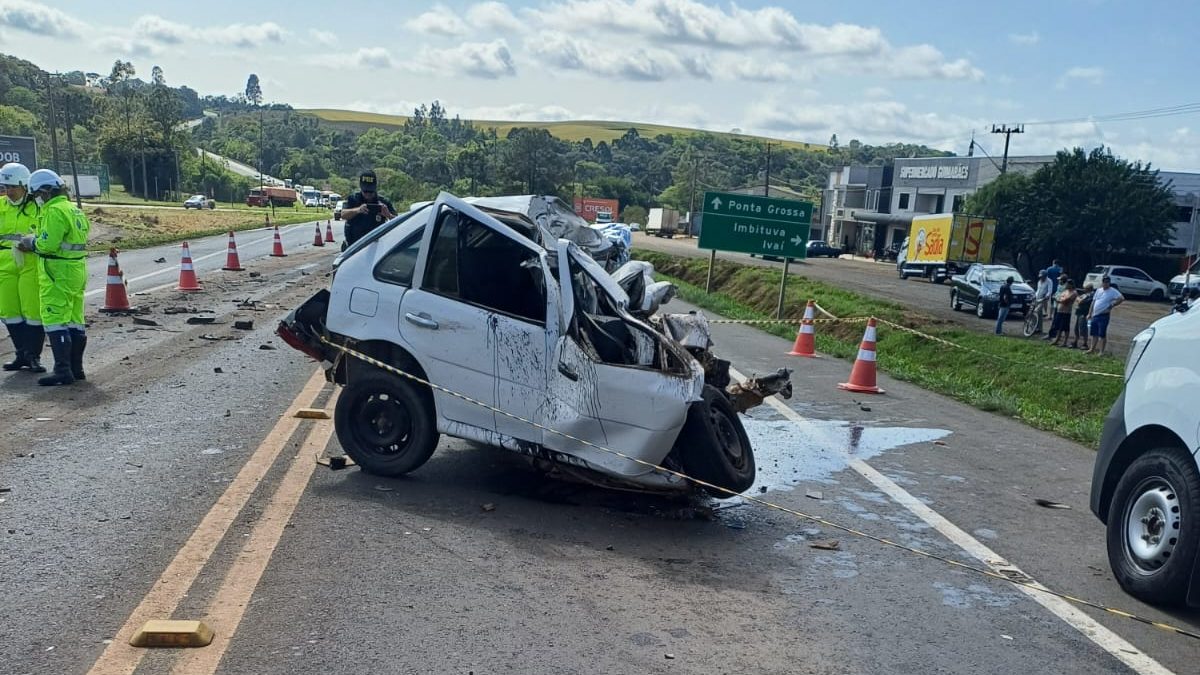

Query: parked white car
[
  {"left": 1084, "top": 265, "right": 1170, "bottom": 300},
  {"left": 1168, "top": 259, "right": 1200, "bottom": 298},
  {"left": 1091, "top": 303, "right": 1200, "bottom": 606},
  {"left": 278, "top": 193, "right": 793, "bottom": 497},
  {"left": 304, "top": 197, "right": 320, "bottom": 208}
]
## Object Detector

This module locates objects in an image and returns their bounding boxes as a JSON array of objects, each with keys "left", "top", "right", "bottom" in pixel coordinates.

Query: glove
[{"left": 17, "top": 235, "right": 35, "bottom": 252}]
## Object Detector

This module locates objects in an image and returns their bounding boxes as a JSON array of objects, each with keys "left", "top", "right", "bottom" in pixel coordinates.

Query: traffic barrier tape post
[{"left": 314, "top": 333, "right": 1199, "bottom": 642}]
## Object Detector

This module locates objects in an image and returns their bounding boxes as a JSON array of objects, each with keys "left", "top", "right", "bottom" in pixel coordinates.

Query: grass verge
[
  {"left": 637, "top": 251, "right": 1124, "bottom": 447},
  {"left": 85, "top": 206, "right": 325, "bottom": 251}
]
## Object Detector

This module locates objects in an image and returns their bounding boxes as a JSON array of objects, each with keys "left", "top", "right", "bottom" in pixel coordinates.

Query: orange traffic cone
[
  {"left": 787, "top": 300, "right": 818, "bottom": 357},
  {"left": 99, "top": 248, "right": 136, "bottom": 313},
  {"left": 270, "top": 225, "right": 287, "bottom": 257},
  {"left": 325, "top": 220, "right": 335, "bottom": 243},
  {"left": 312, "top": 221, "right": 325, "bottom": 247},
  {"left": 222, "top": 231, "right": 244, "bottom": 271},
  {"left": 177, "top": 242, "right": 202, "bottom": 292},
  {"left": 838, "top": 318, "right": 884, "bottom": 394}
]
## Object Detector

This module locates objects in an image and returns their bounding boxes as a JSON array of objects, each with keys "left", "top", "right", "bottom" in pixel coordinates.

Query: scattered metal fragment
[
  {"left": 1035, "top": 499, "right": 1071, "bottom": 510},
  {"left": 810, "top": 540, "right": 841, "bottom": 551}
]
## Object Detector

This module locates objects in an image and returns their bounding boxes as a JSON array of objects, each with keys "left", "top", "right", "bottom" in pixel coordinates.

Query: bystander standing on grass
[
  {"left": 1051, "top": 280, "right": 1078, "bottom": 347},
  {"left": 1071, "top": 283, "right": 1094, "bottom": 350},
  {"left": 1086, "top": 275, "right": 1124, "bottom": 356}
]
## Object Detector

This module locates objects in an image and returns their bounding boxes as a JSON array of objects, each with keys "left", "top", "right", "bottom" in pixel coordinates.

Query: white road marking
[
  {"left": 730, "top": 366, "right": 1173, "bottom": 675},
  {"left": 84, "top": 223, "right": 310, "bottom": 298}
]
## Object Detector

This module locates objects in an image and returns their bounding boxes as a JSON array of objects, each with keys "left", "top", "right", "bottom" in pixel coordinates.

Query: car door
[
  {"left": 962, "top": 266, "right": 981, "bottom": 305},
  {"left": 1113, "top": 267, "right": 1144, "bottom": 296},
  {"left": 541, "top": 241, "right": 700, "bottom": 474}
]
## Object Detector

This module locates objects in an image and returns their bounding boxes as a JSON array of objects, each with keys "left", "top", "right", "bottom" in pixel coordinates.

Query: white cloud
[
  {"left": 865, "top": 86, "right": 891, "bottom": 99},
  {"left": 0, "top": 0, "right": 85, "bottom": 38},
  {"left": 94, "top": 35, "right": 164, "bottom": 58},
  {"left": 745, "top": 99, "right": 980, "bottom": 147},
  {"left": 414, "top": 40, "right": 517, "bottom": 79},
  {"left": 536, "top": 0, "right": 885, "bottom": 54},
  {"left": 467, "top": 1, "right": 523, "bottom": 31},
  {"left": 709, "top": 54, "right": 797, "bottom": 83},
  {"left": 207, "top": 22, "right": 286, "bottom": 48},
  {"left": 329, "top": 47, "right": 395, "bottom": 70},
  {"left": 1057, "top": 66, "right": 1104, "bottom": 89},
  {"left": 869, "top": 45, "right": 984, "bottom": 81},
  {"left": 407, "top": 4, "right": 469, "bottom": 37},
  {"left": 132, "top": 15, "right": 188, "bottom": 44},
  {"left": 1008, "top": 31, "right": 1039, "bottom": 45},
  {"left": 309, "top": 29, "right": 337, "bottom": 47}
]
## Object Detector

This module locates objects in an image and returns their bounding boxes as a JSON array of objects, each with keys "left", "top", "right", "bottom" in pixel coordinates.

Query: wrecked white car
[{"left": 278, "top": 192, "right": 790, "bottom": 497}]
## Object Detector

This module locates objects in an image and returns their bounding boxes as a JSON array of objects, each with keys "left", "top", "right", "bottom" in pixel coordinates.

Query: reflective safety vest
[
  {"left": 35, "top": 195, "right": 89, "bottom": 260},
  {"left": 0, "top": 197, "right": 38, "bottom": 250}
]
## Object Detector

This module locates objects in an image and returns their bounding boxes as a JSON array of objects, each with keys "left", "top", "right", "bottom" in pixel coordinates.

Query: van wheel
[
  {"left": 676, "top": 386, "right": 755, "bottom": 498},
  {"left": 1106, "top": 448, "right": 1200, "bottom": 605},
  {"left": 335, "top": 370, "right": 438, "bottom": 477}
]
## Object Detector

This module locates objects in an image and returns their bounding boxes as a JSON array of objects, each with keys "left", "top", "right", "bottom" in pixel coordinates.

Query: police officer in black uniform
[{"left": 341, "top": 170, "right": 396, "bottom": 248}]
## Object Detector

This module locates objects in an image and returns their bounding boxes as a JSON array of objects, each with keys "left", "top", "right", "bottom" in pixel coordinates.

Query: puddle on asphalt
[{"left": 741, "top": 418, "right": 950, "bottom": 495}]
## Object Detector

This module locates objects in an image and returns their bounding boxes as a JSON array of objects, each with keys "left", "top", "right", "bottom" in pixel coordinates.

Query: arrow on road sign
[
  {"left": 711, "top": 196, "right": 723, "bottom": 210},
  {"left": 791, "top": 235, "right": 804, "bottom": 246}
]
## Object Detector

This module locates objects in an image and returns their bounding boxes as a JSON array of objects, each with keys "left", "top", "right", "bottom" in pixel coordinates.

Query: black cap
[
  {"left": 359, "top": 170, "right": 377, "bottom": 192},
  {"left": 1102, "top": 275, "right": 1112, "bottom": 282}
]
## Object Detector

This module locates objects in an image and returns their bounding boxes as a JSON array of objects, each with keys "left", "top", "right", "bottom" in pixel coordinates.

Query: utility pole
[
  {"left": 991, "top": 124, "right": 1024, "bottom": 174},
  {"left": 44, "top": 74, "right": 61, "bottom": 171},
  {"left": 258, "top": 105, "right": 265, "bottom": 191},
  {"left": 686, "top": 157, "right": 697, "bottom": 237},
  {"left": 764, "top": 142, "right": 773, "bottom": 197},
  {"left": 60, "top": 78, "right": 83, "bottom": 209}
]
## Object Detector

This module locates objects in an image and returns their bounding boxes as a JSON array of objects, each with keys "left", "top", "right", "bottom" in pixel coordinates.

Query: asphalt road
[
  {"left": 1, "top": 239, "right": 1197, "bottom": 674},
  {"left": 634, "top": 233, "right": 1173, "bottom": 356}
]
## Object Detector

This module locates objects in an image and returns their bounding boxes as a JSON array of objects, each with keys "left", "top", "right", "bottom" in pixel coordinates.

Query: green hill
[{"left": 300, "top": 108, "right": 825, "bottom": 151}]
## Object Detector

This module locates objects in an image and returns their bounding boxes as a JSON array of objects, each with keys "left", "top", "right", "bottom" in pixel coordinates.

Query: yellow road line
[
  {"left": 169, "top": 399, "right": 337, "bottom": 674},
  {"left": 86, "top": 369, "right": 328, "bottom": 675}
]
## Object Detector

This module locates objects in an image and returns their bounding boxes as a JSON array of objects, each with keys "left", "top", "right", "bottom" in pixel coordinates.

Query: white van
[{"left": 1090, "top": 302, "right": 1200, "bottom": 606}]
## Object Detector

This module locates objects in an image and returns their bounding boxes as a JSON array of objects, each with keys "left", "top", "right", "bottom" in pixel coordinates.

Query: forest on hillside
[{"left": 0, "top": 53, "right": 950, "bottom": 218}]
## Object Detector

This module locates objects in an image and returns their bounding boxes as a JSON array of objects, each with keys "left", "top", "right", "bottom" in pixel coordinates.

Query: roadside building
[{"left": 821, "top": 155, "right": 1200, "bottom": 258}]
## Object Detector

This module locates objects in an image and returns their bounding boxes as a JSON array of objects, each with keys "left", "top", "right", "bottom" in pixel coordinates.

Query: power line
[{"left": 1020, "top": 102, "right": 1200, "bottom": 127}]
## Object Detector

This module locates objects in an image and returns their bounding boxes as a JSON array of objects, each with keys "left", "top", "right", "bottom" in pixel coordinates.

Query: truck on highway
[
  {"left": 646, "top": 208, "right": 680, "bottom": 238},
  {"left": 246, "top": 186, "right": 297, "bottom": 207},
  {"left": 897, "top": 213, "right": 997, "bottom": 284}
]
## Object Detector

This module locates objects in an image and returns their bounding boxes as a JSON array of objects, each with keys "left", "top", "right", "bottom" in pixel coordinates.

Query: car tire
[
  {"left": 676, "top": 385, "right": 755, "bottom": 498},
  {"left": 951, "top": 290, "right": 962, "bottom": 311},
  {"left": 334, "top": 369, "right": 439, "bottom": 477},
  {"left": 976, "top": 300, "right": 989, "bottom": 319},
  {"left": 1151, "top": 289, "right": 1165, "bottom": 301},
  {"left": 1106, "top": 447, "right": 1200, "bottom": 606}
]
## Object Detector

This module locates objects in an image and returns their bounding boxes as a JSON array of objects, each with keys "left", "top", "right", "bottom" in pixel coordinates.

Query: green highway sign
[{"left": 698, "top": 191, "right": 814, "bottom": 259}]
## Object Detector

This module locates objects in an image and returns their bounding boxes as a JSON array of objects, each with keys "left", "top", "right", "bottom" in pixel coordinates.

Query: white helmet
[
  {"left": 0, "top": 162, "right": 30, "bottom": 188},
  {"left": 28, "top": 169, "right": 64, "bottom": 193}
]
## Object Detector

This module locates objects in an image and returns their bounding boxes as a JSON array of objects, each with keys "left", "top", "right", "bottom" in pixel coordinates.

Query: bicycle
[{"left": 1023, "top": 299, "right": 1049, "bottom": 337}]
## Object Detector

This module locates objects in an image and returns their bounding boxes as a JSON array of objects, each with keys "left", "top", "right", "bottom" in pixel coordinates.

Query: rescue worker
[
  {"left": 20, "top": 170, "right": 89, "bottom": 385},
  {"left": 0, "top": 162, "right": 44, "bottom": 373}
]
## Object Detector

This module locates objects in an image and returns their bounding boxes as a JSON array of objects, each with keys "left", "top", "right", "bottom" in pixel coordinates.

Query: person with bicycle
[{"left": 1029, "top": 270, "right": 1052, "bottom": 336}]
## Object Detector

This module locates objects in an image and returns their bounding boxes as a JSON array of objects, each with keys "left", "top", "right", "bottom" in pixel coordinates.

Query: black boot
[
  {"left": 69, "top": 328, "right": 86, "bottom": 381},
  {"left": 3, "top": 322, "right": 30, "bottom": 371},
  {"left": 38, "top": 330, "right": 74, "bottom": 386},
  {"left": 24, "top": 324, "right": 45, "bottom": 373}
]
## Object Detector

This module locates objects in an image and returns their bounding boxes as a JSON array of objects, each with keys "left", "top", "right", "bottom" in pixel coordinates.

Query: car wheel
[
  {"left": 1106, "top": 447, "right": 1200, "bottom": 605},
  {"left": 976, "top": 300, "right": 988, "bottom": 318},
  {"left": 676, "top": 385, "right": 755, "bottom": 498},
  {"left": 951, "top": 291, "right": 962, "bottom": 311},
  {"left": 1150, "top": 289, "right": 1165, "bottom": 301},
  {"left": 334, "top": 369, "right": 439, "bottom": 477}
]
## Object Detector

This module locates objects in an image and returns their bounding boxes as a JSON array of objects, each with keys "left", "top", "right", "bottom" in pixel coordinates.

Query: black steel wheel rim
[{"left": 353, "top": 392, "right": 413, "bottom": 455}]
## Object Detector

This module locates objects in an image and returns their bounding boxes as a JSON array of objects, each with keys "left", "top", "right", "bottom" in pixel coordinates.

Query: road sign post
[{"left": 698, "top": 191, "right": 814, "bottom": 316}]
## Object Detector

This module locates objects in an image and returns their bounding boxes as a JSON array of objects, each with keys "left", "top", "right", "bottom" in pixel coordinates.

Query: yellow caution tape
[{"left": 318, "top": 334, "right": 1197, "bottom": 642}]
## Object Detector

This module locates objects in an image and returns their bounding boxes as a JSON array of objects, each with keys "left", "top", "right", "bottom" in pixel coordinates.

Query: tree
[
  {"left": 828, "top": 133, "right": 839, "bottom": 150},
  {"left": 244, "top": 74, "right": 262, "bottom": 107},
  {"left": 621, "top": 205, "right": 647, "bottom": 225},
  {"left": 151, "top": 65, "right": 165, "bottom": 87},
  {"left": 968, "top": 147, "right": 1176, "bottom": 277}
]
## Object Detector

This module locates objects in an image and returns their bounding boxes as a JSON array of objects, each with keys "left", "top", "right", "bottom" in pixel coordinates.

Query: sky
[{"left": 3, "top": 0, "right": 1199, "bottom": 170}]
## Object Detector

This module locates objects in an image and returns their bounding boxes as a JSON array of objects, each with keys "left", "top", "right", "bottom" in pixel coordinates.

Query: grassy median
[
  {"left": 85, "top": 206, "right": 329, "bottom": 251},
  {"left": 637, "top": 251, "right": 1124, "bottom": 447}
]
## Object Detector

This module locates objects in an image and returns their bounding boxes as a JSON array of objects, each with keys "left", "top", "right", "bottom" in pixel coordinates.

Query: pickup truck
[
  {"left": 277, "top": 192, "right": 793, "bottom": 497},
  {"left": 183, "top": 194, "right": 215, "bottom": 210}
]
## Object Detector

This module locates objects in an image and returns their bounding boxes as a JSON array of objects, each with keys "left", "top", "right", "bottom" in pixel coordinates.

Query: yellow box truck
[{"left": 897, "top": 213, "right": 997, "bottom": 283}]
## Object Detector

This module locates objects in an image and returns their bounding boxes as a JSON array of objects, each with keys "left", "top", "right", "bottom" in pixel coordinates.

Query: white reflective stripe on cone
[
  {"left": 181, "top": 263, "right": 194, "bottom": 271},
  {"left": 857, "top": 349, "right": 877, "bottom": 362},
  {"left": 864, "top": 326, "right": 877, "bottom": 342},
  {"left": 107, "top": 275, "right": 124, "bottom": 284},
  {"left": 800, "top": 324, "right": 815, "bottom": 334}
]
